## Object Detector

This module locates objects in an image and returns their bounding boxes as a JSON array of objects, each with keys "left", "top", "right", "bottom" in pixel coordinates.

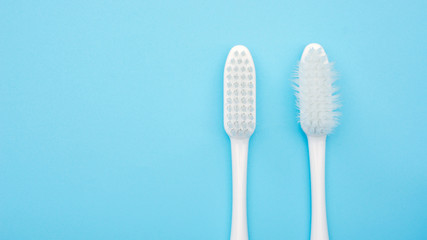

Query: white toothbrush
[
  {"left": 295, "top": 43, "right": 340, "bottom": 240},
  {"left": 224, "top": 45, "right": 256, "bottom": 240}
]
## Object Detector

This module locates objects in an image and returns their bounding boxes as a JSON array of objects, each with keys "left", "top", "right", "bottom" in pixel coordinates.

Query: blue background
[{"left": 1, "top": 0, "right": 426, "bottom": 239}]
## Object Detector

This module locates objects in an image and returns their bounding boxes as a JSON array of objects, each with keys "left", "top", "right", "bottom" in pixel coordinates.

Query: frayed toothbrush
[
  {"left": 295, "top": 43, "right": 340, "bottom": 240},
  {"left": 224, "top": 45, "right": 256, "bottom": 240}
]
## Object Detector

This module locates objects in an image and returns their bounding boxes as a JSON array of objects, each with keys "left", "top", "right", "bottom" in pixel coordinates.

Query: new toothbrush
[
  {"left": 224, "top": 45, "right": 256, "bottom": 240},
  {"left": 295, "top": 43, "right": 340, "bottom": 240}
]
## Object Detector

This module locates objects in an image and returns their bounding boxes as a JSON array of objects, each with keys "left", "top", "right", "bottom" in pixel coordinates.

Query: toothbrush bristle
[
  {"left": 295, "top": 43, "right": 339, "bottom": 136},
  {"left": 224, "top": 45, "right": 256, "bottom": 138}
]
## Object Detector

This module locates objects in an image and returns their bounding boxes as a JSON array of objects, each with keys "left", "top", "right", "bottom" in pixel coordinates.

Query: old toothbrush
[{"left": 295, "top": 43, "right": 340, "bottom": 240}]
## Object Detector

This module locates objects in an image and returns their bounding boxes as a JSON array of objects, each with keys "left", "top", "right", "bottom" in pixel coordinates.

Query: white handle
[
  {"left": 308, "top": 135, "right": 329, "bottom": 240},
  {"left": 230, "top": 137, "right": 249, "bottom": 240}
]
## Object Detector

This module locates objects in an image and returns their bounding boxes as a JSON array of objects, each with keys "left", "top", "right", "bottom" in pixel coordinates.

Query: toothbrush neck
[{"left": 230, "top": 137, "right": 250, "bottom": 240}]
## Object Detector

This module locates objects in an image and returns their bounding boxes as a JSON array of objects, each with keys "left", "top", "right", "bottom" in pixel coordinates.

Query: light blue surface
[{"left": 1, "top": 0, "right": 426, "bottom": 239}]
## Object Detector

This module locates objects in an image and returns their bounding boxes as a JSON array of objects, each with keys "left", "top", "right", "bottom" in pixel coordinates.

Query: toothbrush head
[
  {"left": 224, "top": 45, "right": 256, "bottom": 138},
  {"left": 295, "top": 43, "right": 340, "bottom": 136}
]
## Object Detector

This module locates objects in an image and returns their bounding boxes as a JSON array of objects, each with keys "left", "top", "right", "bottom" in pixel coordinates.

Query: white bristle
[
  {"left": 295, "top": 43, "right": 339, "bottom": 136},
  {"left": 224, "top": 45, "right": 256, "bottom": 138}
]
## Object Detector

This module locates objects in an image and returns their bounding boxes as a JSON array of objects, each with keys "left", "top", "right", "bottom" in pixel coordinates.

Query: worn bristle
[
  {"left": 295, "top": 43, "right": 339, "bottom": 136},
  {"left": 224, "top": 45, "right": 256, "bottom": 138}
]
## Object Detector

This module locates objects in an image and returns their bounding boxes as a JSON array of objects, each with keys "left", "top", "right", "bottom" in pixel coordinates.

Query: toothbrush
[
  {"left": 224, "top": 45, "right": 256, "bottom": 240},
  {"left": 295, "top": 43, "right": 340, "bottom": 240}
]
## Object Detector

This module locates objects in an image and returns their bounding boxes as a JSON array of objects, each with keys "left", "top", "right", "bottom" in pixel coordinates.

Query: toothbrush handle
[
  {"left": 230, "top": 137, "right": 249, "bottom": 240},
  {"left": 308, "top": 135, "right": 329, "bottom": 240}
]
